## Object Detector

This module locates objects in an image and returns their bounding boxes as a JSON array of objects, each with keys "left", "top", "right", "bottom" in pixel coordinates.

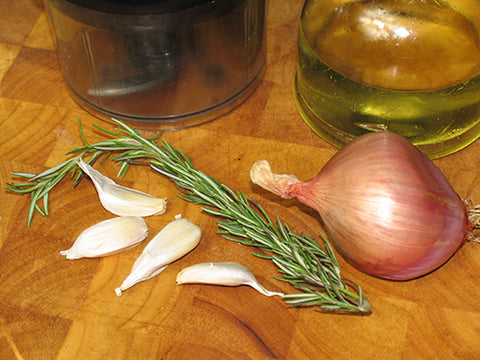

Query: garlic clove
[
  {"left": 176, "top": 262, "right": 284, "bottom": 297},
  {"left": 115, "top": 217, "right": 202, "bottom": 296},
  {"left": 60, "top": 216, "right": 148, "bottom": 259},
  {"left": 77, "top": 159, "right": 167, "bottom": 217}
]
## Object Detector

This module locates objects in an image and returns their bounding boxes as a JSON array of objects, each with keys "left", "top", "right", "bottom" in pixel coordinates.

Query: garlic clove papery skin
[
  {"left": 251, "top": 132, "right": 469, "bottom": 281},
  {"left": 78, "top": 160, "right": 167, "bottom": 217},
  {"left": 176, "top": 262, "right": 284, "bottom": 297},
  {"left": 115, "top": 218, "right": 202, "bottom": 296},
  {"left": 60, "top": 216, "right": 148, "bottom": 259}
]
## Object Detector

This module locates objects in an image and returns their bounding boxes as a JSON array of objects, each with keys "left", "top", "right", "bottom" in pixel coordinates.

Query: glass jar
[
  {"left": 294, "top": 0, "right": 480, "bottom": 158},
  {"left": 44, "top": 0, "right": 266, "bottom": 130}
]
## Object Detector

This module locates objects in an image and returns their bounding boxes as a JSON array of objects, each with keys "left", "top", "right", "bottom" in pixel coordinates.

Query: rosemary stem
[{"left": 5, "top": 119, "right": 371, "bottom": 314}]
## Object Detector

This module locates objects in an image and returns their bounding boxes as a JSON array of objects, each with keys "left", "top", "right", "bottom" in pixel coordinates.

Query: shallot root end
[{"left": 464, "top": 201, "right": 480, "bottom": 243}]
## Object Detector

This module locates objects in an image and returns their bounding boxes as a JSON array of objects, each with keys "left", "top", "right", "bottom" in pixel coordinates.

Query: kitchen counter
[{"left": 1, "top": 0, "right": 480, "bottom": 359}]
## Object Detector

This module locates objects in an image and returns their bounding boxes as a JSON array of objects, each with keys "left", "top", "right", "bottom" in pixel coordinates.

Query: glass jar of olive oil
[{"left": 294, "top": 0, "right": 480, "bottom": 158}]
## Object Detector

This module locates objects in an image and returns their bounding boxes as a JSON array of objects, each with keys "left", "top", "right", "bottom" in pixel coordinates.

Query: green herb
[{"left": 6, "top": 119, "right": 371, "bottom": 313}]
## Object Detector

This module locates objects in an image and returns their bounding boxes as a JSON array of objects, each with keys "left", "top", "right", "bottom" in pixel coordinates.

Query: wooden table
[{"left": 1, "top": 0, "right": 479, "bottom": 359}]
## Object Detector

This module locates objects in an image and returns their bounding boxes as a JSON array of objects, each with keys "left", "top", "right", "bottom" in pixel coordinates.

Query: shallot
[{"left": 250, "top": 132, "right": 478, "bottom": 280}]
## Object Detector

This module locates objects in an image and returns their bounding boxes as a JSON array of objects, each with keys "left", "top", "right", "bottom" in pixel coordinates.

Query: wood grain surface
[{"left": 1, "top": 0, "right": 480, "bottom": 359}]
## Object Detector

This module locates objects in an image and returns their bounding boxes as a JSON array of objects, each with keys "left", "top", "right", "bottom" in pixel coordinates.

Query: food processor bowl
[{"left": 44, "top": 0, "right": 267, "bottom": 129}]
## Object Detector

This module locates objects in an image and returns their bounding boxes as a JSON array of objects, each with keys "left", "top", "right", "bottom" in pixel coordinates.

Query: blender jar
[{"left": 44, "top": 0, "right": 266, "bottom": 129}]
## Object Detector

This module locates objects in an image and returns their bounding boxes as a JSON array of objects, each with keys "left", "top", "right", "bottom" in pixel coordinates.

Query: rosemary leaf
[{"left": 5, "top": 118, "right": 372, "bottom": 314}]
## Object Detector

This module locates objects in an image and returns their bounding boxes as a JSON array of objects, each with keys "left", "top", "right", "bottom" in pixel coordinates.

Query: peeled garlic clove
[
  {"left": 60, "top": 216, "right": 148, "bottom": 259},
  {"left": 77, "top": 159, "right": 166, "bottom": 217},
  {"left": 115, "top": 217, "right": 202, "bottom": 296},
  {"left": 176, "top": 262, "right": 284, "bottom": 297}
]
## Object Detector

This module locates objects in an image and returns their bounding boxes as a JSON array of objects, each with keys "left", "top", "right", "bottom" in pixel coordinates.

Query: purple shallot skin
[{"left": 251, "top": 132, "right": 469, "bottom": 280}]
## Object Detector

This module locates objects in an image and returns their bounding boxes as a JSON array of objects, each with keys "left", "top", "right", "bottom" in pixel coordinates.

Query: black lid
[{"left": 64, "top": 0, "right": 213, "bottom": 14}]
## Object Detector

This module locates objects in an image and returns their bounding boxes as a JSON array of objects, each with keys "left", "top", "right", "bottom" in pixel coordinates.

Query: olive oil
[{"left": 294, "top": 0, "right": 480, "bottom": 158}]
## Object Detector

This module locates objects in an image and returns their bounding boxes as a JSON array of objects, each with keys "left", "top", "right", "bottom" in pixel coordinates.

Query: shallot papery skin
[{"left": 251, "top": 132, "right": 469, "bottom": 280}]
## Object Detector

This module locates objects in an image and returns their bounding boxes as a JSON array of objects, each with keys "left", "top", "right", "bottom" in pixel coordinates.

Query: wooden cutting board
[{"left": 1, "top": 0, "right": 479, "bottom": 359}]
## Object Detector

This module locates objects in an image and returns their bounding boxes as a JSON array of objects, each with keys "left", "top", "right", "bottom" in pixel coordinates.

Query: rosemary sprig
[
  {"left": 6, "top": 151, "right": 105, "bottom": 226},
  {"left": 6, "top": 119, "right": 371, "bottom": 313}
]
